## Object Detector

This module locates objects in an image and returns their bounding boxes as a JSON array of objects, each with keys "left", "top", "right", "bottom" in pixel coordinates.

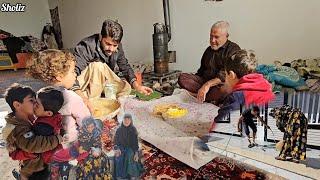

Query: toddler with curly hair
[{"left": 27, "top": 49, "right": 91, "bottom": 179}]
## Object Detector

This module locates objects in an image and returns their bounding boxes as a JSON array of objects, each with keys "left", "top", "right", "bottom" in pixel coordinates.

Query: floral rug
[
  {"left": 84, "top": 117, "right": 278, "bottom": 180},
  {"left": 101, "top": 118, "right": 119, "bottom": 152},
  {"left": 141, "top": 142, "right": 270, "bottom": 180}
]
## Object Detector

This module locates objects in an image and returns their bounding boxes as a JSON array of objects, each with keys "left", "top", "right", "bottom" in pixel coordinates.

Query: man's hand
[
  {"left": 74, "top": 90, "right": 94, "bottom": 114},
  {"left": 137, "top": 85, "right": 153, "bottom": 95},
  {"left": 197, "top": 78, "right": 221, "bottom": 103},
  {"left": 197, "top": 84, "right": 210, "bottom": 103},
  {"left": 133, "top": 81, "right": 153, "bottom": 95}
]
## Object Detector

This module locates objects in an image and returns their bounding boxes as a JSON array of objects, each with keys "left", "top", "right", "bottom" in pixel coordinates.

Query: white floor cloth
[{"left": 118, "top": 89, "right": 220, "bottom": 169}]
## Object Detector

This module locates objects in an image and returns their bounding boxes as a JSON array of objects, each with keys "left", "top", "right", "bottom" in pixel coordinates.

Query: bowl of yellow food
[
  {"left": 89, "top": 98, "right": 121, "bottom": 121},
  {"left": 153, "top": 104, "right": 188, "bottom": 120}
]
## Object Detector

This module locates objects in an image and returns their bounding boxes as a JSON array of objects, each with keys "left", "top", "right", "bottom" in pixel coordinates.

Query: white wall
[
  {"left": 59, "top": 0, "right": 320, "bottom": 72},
  {"left": 0, "top": 0, "right": 51, "bottom": 38},
  {"left": 58, "top": 0, "right": 163, "bottom": 64},
  {"left": 170, "top": 0, "right": 320, "bottom": 72},
  {"left": 48, "top": 0, "right": 58, "bottom": 9}
]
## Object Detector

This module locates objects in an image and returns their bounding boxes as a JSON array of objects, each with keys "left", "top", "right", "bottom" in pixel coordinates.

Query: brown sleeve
[
  {"left": 14, "top": 130, "right": 61, "bottom": 153},
  {"left": 196, "top": 46, "right": 212, "bottom": 77}
]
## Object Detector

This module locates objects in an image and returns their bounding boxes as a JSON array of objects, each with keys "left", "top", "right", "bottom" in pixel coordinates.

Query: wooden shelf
[{"left": 0, "top": 54, "right": 16, "bottom": 71}]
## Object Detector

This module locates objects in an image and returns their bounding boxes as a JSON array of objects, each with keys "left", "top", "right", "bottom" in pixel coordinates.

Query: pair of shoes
[
  {"left": 275, "top": 156, "right": 286, "bottom": 161},
  {"left": 12, "top": 169, "right": 20, "bottom": 180},
  {"left": 248, "top": 144, "right": 254, "bottom": 148}
]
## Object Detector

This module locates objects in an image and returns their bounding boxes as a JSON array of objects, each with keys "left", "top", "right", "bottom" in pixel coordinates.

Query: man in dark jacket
[
  {"left": 72, "top": 20, "right": 152, "bottom": 110},
  {"left": 178, "top": 21, "right": 240, "bottom": 104}
]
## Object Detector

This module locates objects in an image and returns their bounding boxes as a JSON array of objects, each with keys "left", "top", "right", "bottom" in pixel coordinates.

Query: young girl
[
  {"left": 27, "top": 49, "right": 91, "bottom": 179},
  {"left": 77, "top": 117, "right": 112, "bottom": 179},
  {"left": 114, "top": 114, "right": 144, "bottom": 179}
]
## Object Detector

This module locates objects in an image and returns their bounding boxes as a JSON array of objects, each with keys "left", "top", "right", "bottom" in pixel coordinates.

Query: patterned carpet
[
  {"left": 98, "top": 112, "right": 277, "bottom": 180},
  {"left": 141, "top": 142, "right": 270, "bottom": 180}
]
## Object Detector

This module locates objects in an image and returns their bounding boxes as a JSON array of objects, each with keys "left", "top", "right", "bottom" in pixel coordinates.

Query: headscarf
[
  {"left": 82, "top": 117, "right": 102, "bottom": 138},
  {"left": 79, "top": 117, "right": 103, "bottom": 151},
  {"left": 114, "top": 114, "right": 139, "bottom": 151}
]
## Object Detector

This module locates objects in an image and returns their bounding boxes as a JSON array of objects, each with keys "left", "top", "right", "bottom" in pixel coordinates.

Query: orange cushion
[{"left": 15, "top": 53, "right": 32, "bottom": 69}]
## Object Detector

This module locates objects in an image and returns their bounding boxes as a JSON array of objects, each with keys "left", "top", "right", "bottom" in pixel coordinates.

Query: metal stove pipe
[{"left": 163, "top": 0, "right": 171, "bottom": 42}]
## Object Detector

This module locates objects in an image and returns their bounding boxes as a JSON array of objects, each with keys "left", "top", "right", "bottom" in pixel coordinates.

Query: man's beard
[
  {"left": 104, "top": 50, "right": 112, "bottom": 56},
  {"left": 211, "top": 44, "right": 221, "bottom": 50},
  {"left": 101, "top": 44, "right": 112, "bottom": 56}
]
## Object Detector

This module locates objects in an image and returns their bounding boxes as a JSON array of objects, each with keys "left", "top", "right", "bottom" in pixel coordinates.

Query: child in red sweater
[
  {"left": 211, "top": 50, "right": 274, "bottom": 131},
  {"left": 9, "top": 86, "right": 64, "bottom": 165}
]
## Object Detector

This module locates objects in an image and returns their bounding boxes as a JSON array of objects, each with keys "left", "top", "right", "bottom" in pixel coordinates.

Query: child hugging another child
[
  {"left": 26, "top": 49, "right": 91, "bottom": 179},
  {"left": 3, "top": 84, "right": 64, "bottom": 180},
  {"left": 9, "top": 86, "right": 64, "bottom": 176}
]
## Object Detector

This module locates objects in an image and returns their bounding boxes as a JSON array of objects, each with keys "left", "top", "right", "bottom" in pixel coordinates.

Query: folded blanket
[{"left": 256, "top": 64, "right": 306, "bottom": 89}]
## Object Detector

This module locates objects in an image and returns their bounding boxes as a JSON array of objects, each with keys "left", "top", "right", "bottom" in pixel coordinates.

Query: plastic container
[{"left": 104, "top": 83, "right": 116, "bottom": 100}]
